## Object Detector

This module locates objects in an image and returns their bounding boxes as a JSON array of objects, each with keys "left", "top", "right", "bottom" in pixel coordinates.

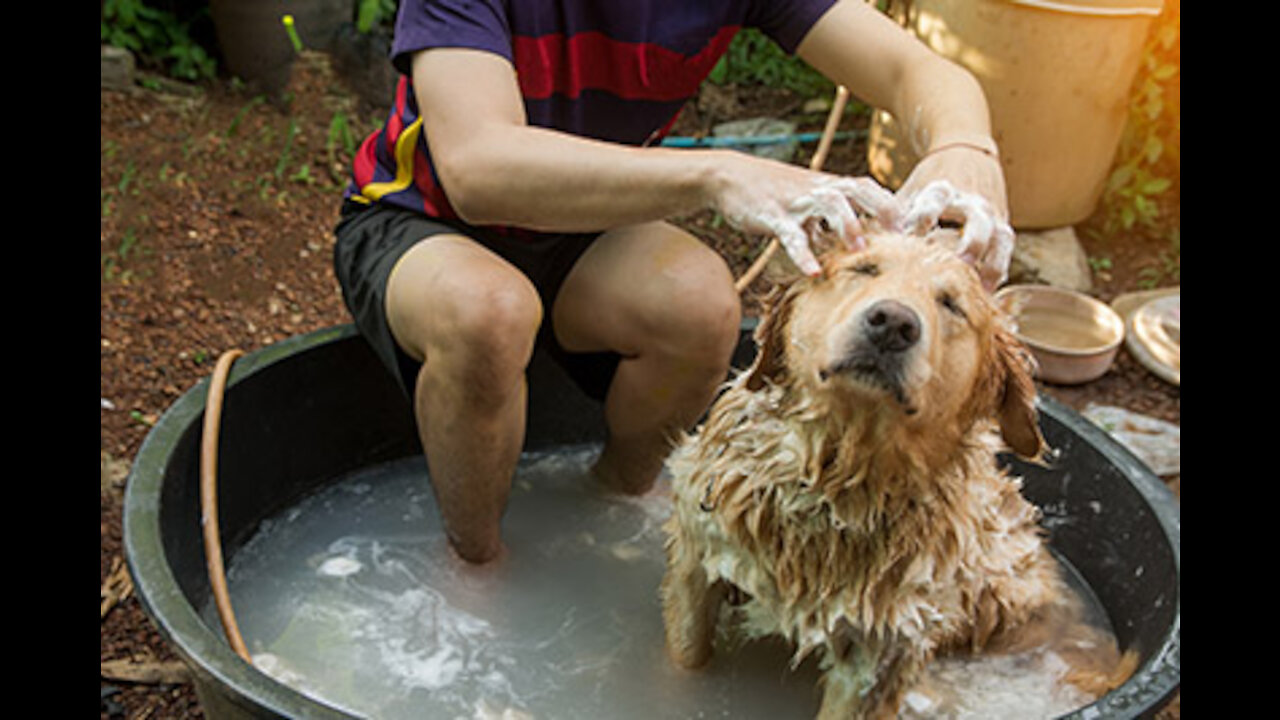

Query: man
[{"left": 334, "top": 0, "right": 1013, "bottom": 564}]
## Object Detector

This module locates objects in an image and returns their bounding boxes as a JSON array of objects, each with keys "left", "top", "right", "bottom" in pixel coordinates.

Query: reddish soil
[{"left": 100, "top": 55, "right": 1179, "bottom": 719}]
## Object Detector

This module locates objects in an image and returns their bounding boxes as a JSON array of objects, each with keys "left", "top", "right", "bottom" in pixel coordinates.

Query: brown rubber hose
[
  {"left": 734, "top": 84, "right": 851, "bottom": 293},
  {"left": 200, "top": 348, "right": 253, "bottom": 664}
]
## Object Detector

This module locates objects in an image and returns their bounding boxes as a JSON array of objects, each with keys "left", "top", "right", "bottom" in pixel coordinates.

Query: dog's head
[{"left": 745, "top": 233, "right": 1043, "bottom": 459}]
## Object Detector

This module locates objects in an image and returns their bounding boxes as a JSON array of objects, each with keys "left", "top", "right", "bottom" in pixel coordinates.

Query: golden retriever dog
[{"left": 661, "top": 233, "right": 1131, "bottom": 718}]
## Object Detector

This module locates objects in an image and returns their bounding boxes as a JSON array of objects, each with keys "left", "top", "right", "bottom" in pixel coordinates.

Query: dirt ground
[{"left": 100, "top": 55, "right": 1179, "bottom": 719}]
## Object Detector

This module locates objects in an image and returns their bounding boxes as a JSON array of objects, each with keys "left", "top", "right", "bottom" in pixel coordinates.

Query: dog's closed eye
[{"left": 937, "top": 291, "right": 967, "bottom": 319}]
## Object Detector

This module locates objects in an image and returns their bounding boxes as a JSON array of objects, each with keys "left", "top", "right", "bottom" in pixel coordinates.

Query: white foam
[
  {"left": 903, "top": 647, "right": 1095, "bottom": 720},
  {"left": 316, "top": 555, "right": 362, "bottom": 577}
]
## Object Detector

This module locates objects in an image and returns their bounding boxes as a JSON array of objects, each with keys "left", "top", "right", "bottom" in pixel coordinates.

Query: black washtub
[{"left": 123, "top": 323, "right": 1180, "bottom": 719}]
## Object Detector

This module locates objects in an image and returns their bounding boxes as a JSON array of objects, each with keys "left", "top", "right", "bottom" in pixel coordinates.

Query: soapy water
[{"left": 208, "top": 445, "right": 1114, "bottom": 719}]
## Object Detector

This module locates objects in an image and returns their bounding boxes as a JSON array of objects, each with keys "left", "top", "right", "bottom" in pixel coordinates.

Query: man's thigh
[{"left": 551, "top": 221, "right": 738, "bottom": 357}]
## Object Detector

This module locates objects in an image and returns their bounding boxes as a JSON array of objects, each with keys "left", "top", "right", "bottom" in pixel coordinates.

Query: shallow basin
[
  {"left": 995, "top": 284, "right": 1126, "bottom": 385},
  {"left": 124, "top": 324, "right": 1179, "bottom": 719}
]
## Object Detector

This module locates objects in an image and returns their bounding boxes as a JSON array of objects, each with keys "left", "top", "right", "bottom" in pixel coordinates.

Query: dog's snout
[{"left": 863, "top": 300, "right": 920, "bottom": 353}]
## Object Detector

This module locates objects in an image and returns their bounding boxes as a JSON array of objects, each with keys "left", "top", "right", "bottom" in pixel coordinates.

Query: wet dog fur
[{"left": 660, "top": 233, "right": 1133, "bottom": 718}]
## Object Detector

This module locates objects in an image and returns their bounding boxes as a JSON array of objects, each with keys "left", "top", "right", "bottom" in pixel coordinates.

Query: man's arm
[
  {"left": 413, "top": 48, "right": 722, "bottom": 232},
  {"left": 797, "top": 0, "right": 1014, "bottom": 289},
  {"left": 412, "top": 47, "right": 897, "bottom": 274},
  {"left": 796, "top": 0, "right": 997, "bottom": 168}
]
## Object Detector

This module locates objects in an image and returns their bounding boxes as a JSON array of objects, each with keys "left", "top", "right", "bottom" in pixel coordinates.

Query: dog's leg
[
  {"left": 817, "top": 657, "right": 875, "bottom": 720},
  {"left": 817, "top": 634, "right": 925, "bottom": 720},
  {"left": 660, "top": 527, "right": 725, "bottom": 668}
]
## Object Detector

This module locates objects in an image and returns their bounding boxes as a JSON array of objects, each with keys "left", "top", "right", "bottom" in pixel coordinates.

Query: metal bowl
[{"left": 994, "top": 284, "right": 1125, "bottom": 385}]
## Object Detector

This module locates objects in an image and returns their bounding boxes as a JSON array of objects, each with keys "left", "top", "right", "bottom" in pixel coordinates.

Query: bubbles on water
[
  {"left": 903, "top": 646, "right": 1096, "bottom": 719},
  {"left": 316, "top": 555, "right": 362, "bottom": 578}
]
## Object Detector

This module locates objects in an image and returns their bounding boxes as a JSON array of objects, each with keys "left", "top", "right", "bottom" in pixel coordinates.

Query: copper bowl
[{"left": 994, "top": 284, "right": 1125, "bottom": 385}]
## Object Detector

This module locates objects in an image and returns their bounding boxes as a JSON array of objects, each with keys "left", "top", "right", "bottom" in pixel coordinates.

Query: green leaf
[
  {"left": 134, "top": 3, "right": 164, "bottom": 21},
  {"left": 1141, "top": 177, "right": 1172, "bottom": 195},
  {"left": 1142, "top": 135, "right": 1164, "bottom": 165},
  {"left": 356, "top": 0, "right": 380, "bottom": 33},
  {"left": 1107, "top": 164, "right": 1135, "bottom": 192},
  {"left": 116, "top": 0, "right": 136, "bottom": 26},
  {"left": 708, "top": 56, "right": 728, "bottom": 85}
]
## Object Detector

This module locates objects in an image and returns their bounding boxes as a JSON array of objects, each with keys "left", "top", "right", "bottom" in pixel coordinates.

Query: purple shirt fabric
[{"left": 347, "top": 0, "right": 838, "bottom": 232}]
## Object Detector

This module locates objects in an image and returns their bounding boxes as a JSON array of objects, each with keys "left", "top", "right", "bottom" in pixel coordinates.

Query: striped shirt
[{"left": 345, "top": 0, "right": 836, "bottom": 235}]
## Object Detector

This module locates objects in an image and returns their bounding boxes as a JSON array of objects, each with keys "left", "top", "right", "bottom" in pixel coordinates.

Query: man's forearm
[
  {"left": 891, "top": 56, "right": 995, "bottom": 158},
  {"left": 797, "top": 0, "right": 996, "bottom": 157},
  {"left": 437, "top": 123, "right": 728, "bottom": 232},
  {"left": 414, "top": 47, "right": 738, "bottom": 233}
]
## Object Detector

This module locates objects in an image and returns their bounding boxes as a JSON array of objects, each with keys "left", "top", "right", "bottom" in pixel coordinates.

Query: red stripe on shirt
[
  {"left": 386, "top": 76, "right": 408, "bottom": 157},
  {"left": 413, "top": 147, "right": 457, "bottom": 219},
  {"left": 514, "top": 26, "right": 740, "bottom": 102},
  {"left": 353, "top": 131, "right": 379, "bottom": 189}
]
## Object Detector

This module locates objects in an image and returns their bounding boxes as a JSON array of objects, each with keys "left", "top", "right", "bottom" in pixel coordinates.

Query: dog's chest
[
  {"left": 679, "top": 472, "right": 946, "bottom": 634},
  {"left": 671, "top": 447, "right": 1044, "bottom": 650},
  {"left": 666, "top": 378, "right": 1052, "bottom": 648}
]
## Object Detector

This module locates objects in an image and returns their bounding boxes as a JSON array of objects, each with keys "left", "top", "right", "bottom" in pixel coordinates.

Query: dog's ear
[
  {"left": 995, "top": 327, "right": 1045, "bottom": 460},
  {"left": 745, "top": 284, "right": 797, "bottom": 391}
]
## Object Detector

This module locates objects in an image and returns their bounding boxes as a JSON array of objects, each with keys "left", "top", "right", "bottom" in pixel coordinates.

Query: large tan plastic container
[{"left": 868, "top": 0, "right": 1162, "bottom": 229}]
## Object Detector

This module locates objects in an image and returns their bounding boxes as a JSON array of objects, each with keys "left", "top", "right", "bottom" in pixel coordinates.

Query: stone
[
  {"left": 1007, "top": 226, "right": 1093, "bottom": 293},
  {"left": 101, "top": 45, "right": 135, "bottom": 91}
]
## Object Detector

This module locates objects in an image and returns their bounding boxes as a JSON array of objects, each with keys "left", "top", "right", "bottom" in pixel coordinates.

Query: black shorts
[{"left": 332, "top": 199, "right": 620, "bottom": 402}]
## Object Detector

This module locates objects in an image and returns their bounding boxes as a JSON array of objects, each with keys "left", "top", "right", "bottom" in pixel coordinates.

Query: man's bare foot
[
  {"left": 591, "top": 446, "right": 659, "bottom": 496},
  {"left": 445, "top": 528, "right": 507, "bottom": 565}
]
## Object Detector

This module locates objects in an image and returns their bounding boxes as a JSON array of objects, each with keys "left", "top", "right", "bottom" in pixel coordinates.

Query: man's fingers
[
  {"left": 900, "top": 179, "right": 1015, "bottom": 290},
  {"left": 953, "top": 193, "right": 993, "bottom": 264},
  {"left": 778, "top": 226, "right": 821, "bottom": 276},
  {"left": 826, "top": 176, "right": 904, "bottom": 229},
  {"left": 789, "top": 185, "right": 867, "bottom": 253},
  {"left": 901, "top": 180, "right": 953, "bottom": 234},
  {"left": 979, "top": 221, "right": 1015, "bottom": 291}
]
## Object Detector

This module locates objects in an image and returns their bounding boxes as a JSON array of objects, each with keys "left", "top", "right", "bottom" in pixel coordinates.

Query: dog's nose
[{"left": 862, "top": 300, "right": 921, "bottom": 353}]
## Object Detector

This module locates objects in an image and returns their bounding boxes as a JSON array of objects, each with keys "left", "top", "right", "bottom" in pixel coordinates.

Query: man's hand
[
  {"left": 895, "top": 145, "right": 1014, "bottom": 292},
  {"left": 711, "top": 152, "right": 900, "bottom": 276}
]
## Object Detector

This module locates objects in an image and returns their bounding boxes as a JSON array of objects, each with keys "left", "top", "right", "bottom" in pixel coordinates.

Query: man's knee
[
  {"left": 454, "top": 273, "right": 542, "bottom": 341},
  {"left": 650, "top": 248, "right": 741, "bottom": 366},
  {"left": 388, "top": 241, "right": 543, "bottom": 391},
  {"left": 430, "top": 278, "right": 543, "bottom": 386}
]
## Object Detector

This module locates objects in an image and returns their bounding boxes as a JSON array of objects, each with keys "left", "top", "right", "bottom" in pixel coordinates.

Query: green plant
[
  {"left": 116, "top": 160, "right": 138, "bottom": 196},
  {"left": 328, "top": 112, "right": 357, "bottom": 158},
  {"left": 102, "top": 228, "right": 147, "bottom": 284},
  {"left": 290, "top": 164, "right": 316, "bottom": 185},
  {"left": 356, "top": 0, "right": 398, "bottom": 33},
  {"left": 1099, "top": 0, "right": 1179, "bottom": 237},
  {"left": 1137, "top": 227, "right": 1180, "bottom": 288},
  {"left": 101, "top": 0, "right": 217, "bottom": 82},
  {"left": 282, "top": 14, "right": 304, "bottom": 53},
  {"left": 226, "top": 96, "right": 268, "bottom": 138},
  {"left": 708, "top": 28, "right": 834, "bottom": 98},
  {"left": 274, "top": 119, "right": 300, "bottom": 181}
]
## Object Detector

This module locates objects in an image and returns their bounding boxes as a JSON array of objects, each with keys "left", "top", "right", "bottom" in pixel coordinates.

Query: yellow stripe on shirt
[{"left": 358, "top": 118, "right": 424, "bottom": 203}]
